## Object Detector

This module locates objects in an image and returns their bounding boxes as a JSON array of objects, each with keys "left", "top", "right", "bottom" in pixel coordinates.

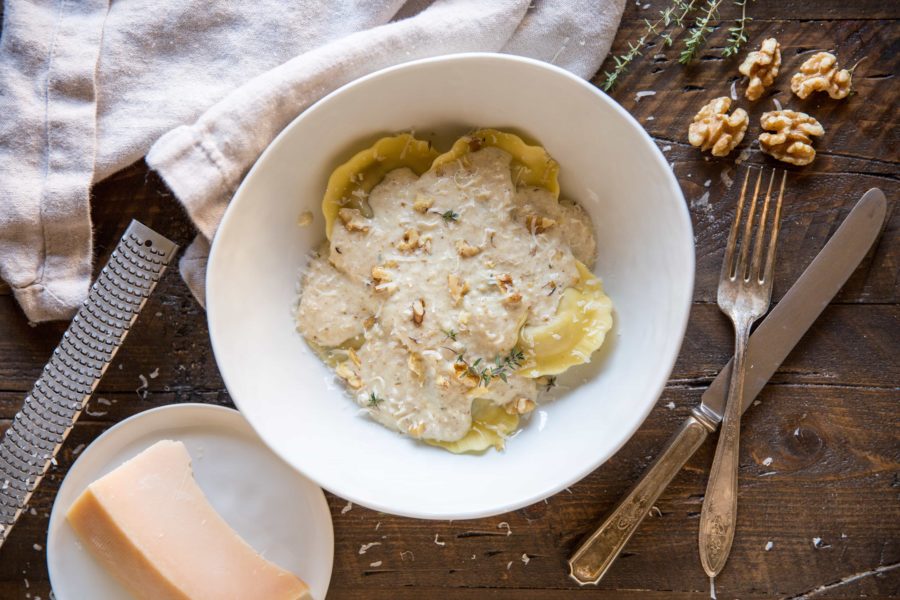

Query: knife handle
[{"left": 568, "top": 410, "right": 716, "bottom": 585}]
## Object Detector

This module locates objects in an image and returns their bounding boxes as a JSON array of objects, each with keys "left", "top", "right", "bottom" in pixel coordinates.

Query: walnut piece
[
  {"left": 413, "top": 194, "right": 434, "bottom": 213},
  {"left": 738, "top": 38, "right": 781, "bottom": 101},
  {"left": 407, "top": 352, "right": 425, "bottom": 381},
  {"left": 688, "top": 97, "right": 749, "bottom": 157},
  {"left": 371, "top": 265, "right": 392, "bottom": 284},
  {"left": 406, "top": 421, "right": 426, "bottom": 438},
  {"left": 452, "top": 362, "right": 479, "bottom": 388},
  {"left": 455, "top": 239, "right": 481, "bottom": 257},
  {"left": 396, "top": 228, "right": 420, "bottom": 252},
  {"left": 503, "top": 292, "right": 523, "bottom": 306},
  {"left": 337, "top": 208, "right": 370, "bottom": 233},
  {"left": 791, "top": 52, "right": 852, "bottom": 100},
  {"left": 504, "top": 397, "right": 536, "bottom": 415},
  {"left": 759, "top": 110, "right": 825, "bottom": 166},
  {"left": 495, "top": 273, "right": 513, "bottom": 292},
  {"left": 335, "top": 361, "right": 362, "bottom": 389},
  {"left": 447, "top": 273, "right": 469, "bottom": 306},
  {"left": 411, "top": 298, "right": 426, "bottom": 325},
  {"left": 525, "top": 214, "right": 556, "bottom": 234}
]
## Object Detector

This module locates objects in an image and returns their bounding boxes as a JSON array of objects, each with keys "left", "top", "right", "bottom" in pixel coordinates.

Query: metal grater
[{"left": 0, "top": 221, "right": 177, "bottom": 547}]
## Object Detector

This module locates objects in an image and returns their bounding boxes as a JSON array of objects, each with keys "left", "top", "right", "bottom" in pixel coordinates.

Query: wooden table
[{"left": 1, "top": 1, "right": 897, "bottom": 598}]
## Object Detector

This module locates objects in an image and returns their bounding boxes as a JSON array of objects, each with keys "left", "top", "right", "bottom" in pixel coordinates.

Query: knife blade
[
  {"left": 697, "top": 187, "right": 888, "bottom": 423},
  {"left": 0, "top": 221, "right": 178, "bottom": 548},
  {"left": 569, "top": 188, "right": 887, "bottom": 585}
]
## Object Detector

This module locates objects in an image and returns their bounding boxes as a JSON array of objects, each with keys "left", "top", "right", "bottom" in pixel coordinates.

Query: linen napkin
[{"left": 0, "top": 0, "right": 625, "bottom": 320}]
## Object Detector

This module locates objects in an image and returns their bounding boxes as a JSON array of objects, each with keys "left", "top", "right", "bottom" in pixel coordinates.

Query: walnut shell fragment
[
  {"left": 688, "top": 97, "right": 749, "bottom": 157},
  {"left": 791, "top": 52, "right": 852, "bottom": 100},
  {"left": 738, "top": 38, "right": 782, "bottom": 101},
  {"left": 759, "top": 110, "right": 825, "bottom": 166}
]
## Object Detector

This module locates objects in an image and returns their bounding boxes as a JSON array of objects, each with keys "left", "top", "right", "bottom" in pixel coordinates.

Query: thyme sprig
[
  {"left": 442, "top": 328, "right": 458, "bottom": 341},
  {"left": 602, "top": 0, "right": 699, "bottom": 91},
  {"left": 455, "top": 348, "right": 525, "bottom": 386},
  {"left": 722, "top": 0, "right": 750, "bottom": 58},
  {"left": 679, "top": 0, "right": 723, "bottom": 64},
  {"left": 367, "top": 392, "right": 383, "bottom": 408},
  {"left": 440, "top": 209, "right": 460, "bottom": 222}
]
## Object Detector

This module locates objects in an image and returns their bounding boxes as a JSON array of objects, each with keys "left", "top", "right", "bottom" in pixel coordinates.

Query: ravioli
[
  {"left": 426, "top": 400, "right": 519, "bottom": 453},
  {"left": 519, "top": 261, "right": 613, "bottom": 377},
  {"left": 322, "top": 133, "right": 439, "bottom": 239},
  {"left": 430, "top": 128, "right": 560, "bottom": 198}
]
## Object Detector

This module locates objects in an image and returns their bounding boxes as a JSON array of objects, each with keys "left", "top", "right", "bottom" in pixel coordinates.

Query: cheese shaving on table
[{"left": 359, "top": 542, "right": 381, "bottom": 554}]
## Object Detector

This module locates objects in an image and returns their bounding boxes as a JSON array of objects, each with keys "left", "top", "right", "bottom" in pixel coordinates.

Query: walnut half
[
  {"left": 759, "top": 110, "right": 825, "bottom": 166},
  {"left": 791, "top": 52, "right": 852, "bottom": 100},
  {"left": 738, "top": 38, "right": 781, "bottom": 101},
  {"left": 688, "top": 97, "right": 749, "bottom": 157}
]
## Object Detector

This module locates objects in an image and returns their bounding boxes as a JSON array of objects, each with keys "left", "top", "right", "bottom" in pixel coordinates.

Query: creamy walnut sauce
[{"left": 297, "top": 145, "right": 598, "bottom": 444}]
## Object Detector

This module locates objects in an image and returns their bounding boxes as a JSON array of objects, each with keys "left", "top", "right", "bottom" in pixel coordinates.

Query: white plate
[{"left": 47, "top": 404, "right": 333, "bottom": 600}]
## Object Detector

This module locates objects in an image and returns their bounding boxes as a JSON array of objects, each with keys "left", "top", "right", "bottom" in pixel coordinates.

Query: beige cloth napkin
[{"left": 0, "top": 0, "right": 625, "bottom": 321}]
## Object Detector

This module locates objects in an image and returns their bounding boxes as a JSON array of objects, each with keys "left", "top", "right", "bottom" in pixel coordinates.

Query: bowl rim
[{"left": 206, "top": 52, "right": 694, "bottom": 519}]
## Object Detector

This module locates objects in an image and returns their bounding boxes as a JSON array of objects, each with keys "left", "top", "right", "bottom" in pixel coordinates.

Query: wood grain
[{"left": 0, "top": 1, "right": 898, "bottom": 599}]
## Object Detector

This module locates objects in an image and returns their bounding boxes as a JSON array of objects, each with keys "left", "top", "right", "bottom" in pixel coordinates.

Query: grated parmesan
[{"left": 359, "top": 542, "right": 381, "bottom": 554}]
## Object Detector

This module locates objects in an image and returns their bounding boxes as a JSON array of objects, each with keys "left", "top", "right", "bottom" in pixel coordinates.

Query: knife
[
  {"left": 0, "top": 221, "right": 177, "bottom": 547},
  {"left": 568, "top": 188, "right": 888, "bottom": 585}
]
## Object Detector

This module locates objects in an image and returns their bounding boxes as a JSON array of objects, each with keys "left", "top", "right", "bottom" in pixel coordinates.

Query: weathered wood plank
[
  {"left": 3, "top": 298, "right": 896, "bottom": 397},
  {"left": 0, "top": 2, "right": 897, "bottom": 599},
  {"left": 620, "top": 1, "right": 900, "bottom": 22},
  {"left": 601, "top": 19, "right": 899, "bottom": 164},
  {"left": 1, "top": 385, "right": 897, "bottom": 599}
]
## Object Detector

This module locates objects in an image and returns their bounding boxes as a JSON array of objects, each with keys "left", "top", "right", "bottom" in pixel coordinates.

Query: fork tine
[
  {"left": 723, "top": 168, "right": 752, "bottom": 280},
  {"left": 737, "top": 168, "right": 764, "bottom": 280},
  {"left": 749, "top": 169, "right": 776, "bottom": 282},
  {"left": 762, "top": 170, "right": 787, "bottom": 283}
]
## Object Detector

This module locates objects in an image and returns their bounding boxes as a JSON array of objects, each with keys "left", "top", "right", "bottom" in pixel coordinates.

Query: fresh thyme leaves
[
  {"left": 601, "top": 0, "right": 699, "bottom": 91},
  {"left": 722, "top": 0, "right": 750, "bottom": 58},
  {"left": 545, "top": 376, "right": 557, "bottom": 392},
  {"left": 442, "top": 328, "right": 458, "bottom": 341},
  {"left": 679, "top": 0, "right": 723, "bottom": 64},
  {"left": 455, "top": 347, "right": 525, "bottom": 386},
  {"left": 604, "top": 0, "right": 752, "bottom": 88},
  {"left": 440, "top": 209, "right": 460, "bottom": 222},
  {"left": 367, "top": 392, "right": 383, "bottom": 408}
]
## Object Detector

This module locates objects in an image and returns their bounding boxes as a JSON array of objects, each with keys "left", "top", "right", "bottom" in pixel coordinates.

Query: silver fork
[{"left": 698, "top": 167, "right": 786, "bottom": 578}]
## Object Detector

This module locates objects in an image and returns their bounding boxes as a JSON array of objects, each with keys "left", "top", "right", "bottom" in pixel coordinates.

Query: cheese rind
[{"left": 67, "top": 440, "right": 310, "bottom": 600}]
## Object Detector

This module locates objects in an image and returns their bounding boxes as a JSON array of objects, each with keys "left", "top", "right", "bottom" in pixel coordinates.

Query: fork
[{"left": 698, "top": 167, "right": 786, "bottom": 578}]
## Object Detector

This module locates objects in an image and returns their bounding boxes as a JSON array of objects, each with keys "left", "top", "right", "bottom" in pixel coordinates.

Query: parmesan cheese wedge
[{"left": 67, "top": 440, "right": 311, "bottom": 600}]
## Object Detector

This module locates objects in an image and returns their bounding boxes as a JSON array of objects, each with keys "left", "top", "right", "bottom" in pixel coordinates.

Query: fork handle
[
  {"left": 568, "top": 411, "right": 715, "bottom": 585},
  {"left": 699, "top": 319, "right": 752, "bottom": 577}
]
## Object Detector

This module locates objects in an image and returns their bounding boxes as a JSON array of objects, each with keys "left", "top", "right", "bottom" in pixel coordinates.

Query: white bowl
[{"left": 207, "top": 53, "right": 693, "bottom": 520}]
